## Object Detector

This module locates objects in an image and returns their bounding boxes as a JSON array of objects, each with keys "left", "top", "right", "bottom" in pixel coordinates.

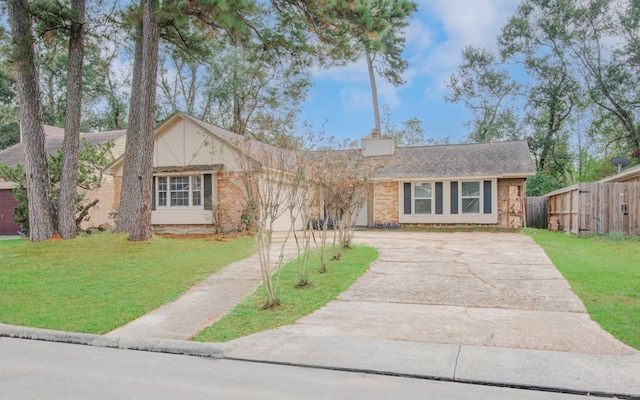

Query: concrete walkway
[{"left": 105, "top": 234, "right": 299, "bottom": 340}]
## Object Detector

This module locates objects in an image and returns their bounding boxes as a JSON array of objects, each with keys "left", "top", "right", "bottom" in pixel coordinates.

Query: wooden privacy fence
[
  {"left": 547, "top": 182, "right": 640, "bottom": 237},
  {"left": 525, "top": 196, "right": 548, "bottom": 228}
]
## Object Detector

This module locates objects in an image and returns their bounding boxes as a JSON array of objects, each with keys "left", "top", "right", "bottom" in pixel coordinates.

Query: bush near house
[
  {"left": 0, "top": 233, "right": 254, "bottom": 333},
  {"left": 526, "top": 228, "right": 640, "bottom": 350}
]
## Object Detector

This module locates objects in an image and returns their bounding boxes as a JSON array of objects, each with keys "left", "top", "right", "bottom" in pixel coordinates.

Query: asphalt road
[{"left": 1, "top": 338, "right": 589, "bottom": 400}]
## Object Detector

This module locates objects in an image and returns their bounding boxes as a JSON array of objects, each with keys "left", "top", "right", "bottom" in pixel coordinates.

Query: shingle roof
[
  {"left": 370, "top": 140, "right": 536, "bottom": 179},
  {"left": 0, "top": 126, "right": 126, "bottom": 167}
]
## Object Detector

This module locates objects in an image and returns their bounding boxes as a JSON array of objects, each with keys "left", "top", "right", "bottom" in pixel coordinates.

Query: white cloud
[
  {"left": 312, "top": 58, "right": 369, "bottom": 82},
  {"left": 339, "top": 87, "right": 372, "bottom": 112},
  {"left": 404, "top": 17, "right": 433, "bottom": 51},
  {"left": 409, "top": 0, "right": 520, "bottom": 98}
]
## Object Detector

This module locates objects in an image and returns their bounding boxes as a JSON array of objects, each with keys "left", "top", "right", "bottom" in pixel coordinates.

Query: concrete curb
[
  {"left": 0, "top": 323, "right": 224, "bottom": 359},
  {"left": 3, "top": 323, "right": 639, "bottom": 398}
]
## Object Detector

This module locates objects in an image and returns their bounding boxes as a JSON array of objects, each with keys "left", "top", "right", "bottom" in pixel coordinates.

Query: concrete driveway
[{"left": 273, "top": 231, "right": 634, "bottom": 355}]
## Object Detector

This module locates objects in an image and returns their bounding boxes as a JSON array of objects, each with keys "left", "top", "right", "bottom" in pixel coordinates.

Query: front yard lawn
[
  {"left": 526, "top": 228, "right": 640, "bottom": 350},
  {"left": 193, "top": 245, "right": 378, "bottom": 342},
  {"left": 0, "top": 232, "right": 254, "bottom": 334}
]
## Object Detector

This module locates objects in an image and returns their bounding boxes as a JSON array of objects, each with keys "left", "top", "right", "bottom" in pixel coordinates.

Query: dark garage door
[{"left": 0, "top": 189, "right": 21, "bottom": 235}]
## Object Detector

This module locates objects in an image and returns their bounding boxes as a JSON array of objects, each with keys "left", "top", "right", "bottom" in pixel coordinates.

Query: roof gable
[{"left": 106, "top": 111, "right": 298, "bottom": 174}]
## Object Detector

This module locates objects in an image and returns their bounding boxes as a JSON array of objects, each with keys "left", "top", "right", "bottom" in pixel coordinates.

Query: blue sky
[{"left": 301, "top": 0, "right": 521, "bottom": 144}]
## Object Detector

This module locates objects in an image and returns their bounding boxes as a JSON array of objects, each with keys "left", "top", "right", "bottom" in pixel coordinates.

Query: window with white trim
[
  {"left": 157, "top": 177, "right": 167, "bottom": 207},
  {"left": 170, "top": 176, "right": 190, "bottom": 206},
  {"left": 192, "top": 176, "right": 202, "bottom": 206},
  {"left": 414, "top": 182, "right": 432, "bottom": 214},
  {"left": 461, "top": 181, "right": 480, "bottom": 214},
  {"left": 154, "top": 175, "right": 204, "bottom": 208}
]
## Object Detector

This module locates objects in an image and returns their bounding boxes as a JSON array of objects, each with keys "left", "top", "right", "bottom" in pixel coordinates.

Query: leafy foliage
[
  {"left": 0, "top": 139, "right": 115, "bottom": 234},
  {"left": 447, "top": 0, "right": 640, "bottom": 189}
]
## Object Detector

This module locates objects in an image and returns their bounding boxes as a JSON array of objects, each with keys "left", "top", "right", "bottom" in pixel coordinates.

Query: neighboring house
[
  {"left": 598, "top": 163, "right": 640, "bottom": 183},
  {"left": 0, "top": 125, "right": 126, "bottom": 235},
  {"left": 363, "top": 137, "right": 536, "bottom": 228}
]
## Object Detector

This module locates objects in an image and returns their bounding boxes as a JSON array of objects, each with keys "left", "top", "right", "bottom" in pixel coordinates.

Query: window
[
  {"left": 157, "top": 177, "right": 167, "bottom": 207},
  {"left": 154, "top": 175, "right": 206, "bottom": 209},
  {"left": 192, "top": 176, "right": 202, "bottom": 206},
  {"left": 170, "top": 177, "right": 190, "bottom": 206},
  {"left": 461, "top": 181, "right": 480, "bottom": 214},
  {"left": 414, "top": 182, "right": 432, "bottom": 214}
]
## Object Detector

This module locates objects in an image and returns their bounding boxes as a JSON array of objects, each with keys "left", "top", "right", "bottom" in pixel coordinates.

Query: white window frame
[
  {"left": 191, "top": 176, "right": 202, "bottom": 207},
  {"left": 412, "top": 181, "right": 433, "bottom": 215},
  {"left": 157, "top": 176, "right": 168, "bottom": 207},
  {"left": 155, "top": 174, "right": 204, "bottom": 209},
  {"left": 460, "top": 181, "right": 481, "bottom": 214}
]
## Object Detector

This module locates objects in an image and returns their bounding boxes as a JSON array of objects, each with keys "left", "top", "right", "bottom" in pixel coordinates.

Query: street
[{"left": 1, "top": 337, "right": 589, "bottom": 400}]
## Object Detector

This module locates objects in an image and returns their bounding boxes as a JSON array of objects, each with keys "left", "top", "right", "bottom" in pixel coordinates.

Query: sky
[{"left": 300, "top": 0, "right": 522, "bottom": 144}]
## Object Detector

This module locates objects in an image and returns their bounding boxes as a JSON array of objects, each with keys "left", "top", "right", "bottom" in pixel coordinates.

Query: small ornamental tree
[
  {"left": 288, "top": 150, "right": 322, "bottom": 287},
  {"left": 310, "top": 144, "right": 380, "bottom": 269},
  {"left": 235, "top": 137, "right": 296, "bottom": 308}
]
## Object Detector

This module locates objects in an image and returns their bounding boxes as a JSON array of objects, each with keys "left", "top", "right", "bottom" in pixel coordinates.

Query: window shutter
[
  {"left": 204, "top": 174, "right": 213, "bottom": 210},
  {"left": 403, "top": 182, "right": 411, "bottom": 214},
  {"left": 435, "top": 182, "right": 443, "bottom": 214},
  {"left": 450, "top": 181, "right": 458, "bottom": 214},
  {"left": 483, "top": 180, "right": 492, "bottom": 214},
  {"left": 151, "top": 177, "right": 156, "bottom": 211}
]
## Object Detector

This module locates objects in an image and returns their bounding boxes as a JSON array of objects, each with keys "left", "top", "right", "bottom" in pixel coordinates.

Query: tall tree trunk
[
  {"left": 366, "top": 51, "right": 381, "bottom": 137},
  {"left": 7, "top": 0, "right": 55, "bottom": 242},
  {"left": 58, "top": 0, "right": 86, "bottom": 239},
  {"left": 116, "top": 15, "right": 144, "bottom": 234},
  {"left": 118, "top": 0, "right": 159, "bottom": 241}
]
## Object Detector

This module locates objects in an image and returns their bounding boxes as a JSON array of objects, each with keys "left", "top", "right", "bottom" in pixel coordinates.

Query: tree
[
  {"left": 499, "top": 0, "right": 582, "bottom": 185},
  {"left": 567, "top": 0, "right": 640, "bottom": 160},
  {"left": 6, "top": 0, "right": 55, "bottom": 242},
  {"left": 0, "top": 27, "right": 19, "bottom": 150},
  {"left": 445, "top": 45, "right": 522, "bottom": 143},
  {"left": 381, "top": 104, "right": 426, "bottom": 147},
  {"left": 360, "top": 0, "right": 417, "bottom": 134},
  {"left": 157, "top": 41, "right": 311, "bottom": 144},
  {"left": 236, "top": 138, "right": 297, "bottom": 308},
  {"left": 58, "top": 0, "right": 86, "bottom": 239},
  {"left": 116, "top": 0, "right": 159, "bottom": 241}
]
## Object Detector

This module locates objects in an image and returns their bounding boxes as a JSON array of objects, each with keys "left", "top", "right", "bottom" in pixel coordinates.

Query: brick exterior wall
[
  {"left": 497, "top": 178, "right": 526, "bottom": 228},
  {"left": 372, "top": 178, "right": 527, "bottom": 228},
  {"left": 373, "top": 181, "right": 399, "bottom": 223},
  {"left": 217, "top": 171, "right": 250, "bottom": 231}
]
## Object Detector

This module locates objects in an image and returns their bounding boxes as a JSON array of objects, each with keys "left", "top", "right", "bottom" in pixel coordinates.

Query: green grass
[
  {"left": 0, "top": 238, "right": 26, "bottom": 248},
  {"left": 0, "top": 232, "right": 254, "bottom": 334},
  {"left": 526, "top": 228, "right": 640, "bottom": 349},
  {"left": 193, "top": 245, "right": 378, "bottom": 342}
]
